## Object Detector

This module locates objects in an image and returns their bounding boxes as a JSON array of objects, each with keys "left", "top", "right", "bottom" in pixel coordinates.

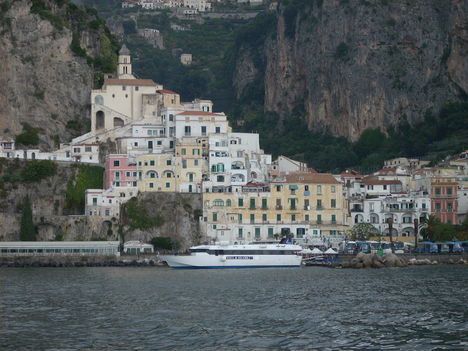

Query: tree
[
  {"left": 19, "top": 196, "right": 37, "bottom": 241},
  {"left": 351, "top": 223, "right": 379, "bottom": 241}
]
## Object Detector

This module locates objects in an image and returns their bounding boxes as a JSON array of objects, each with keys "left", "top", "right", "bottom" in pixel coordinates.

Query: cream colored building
[
  {"left": 137, "top": 153, "right": 177, "bottom": 192},
  {"left": 201, "top": 172, "right": 348, "bottom": 245}
]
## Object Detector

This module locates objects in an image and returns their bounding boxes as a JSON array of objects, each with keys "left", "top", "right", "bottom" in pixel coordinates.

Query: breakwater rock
[
  {"left": 0, "top": 255, "right": 166, "bottom": 268},
  {"left": 330, "top": 253, "right": 468, "bottom": 269}
]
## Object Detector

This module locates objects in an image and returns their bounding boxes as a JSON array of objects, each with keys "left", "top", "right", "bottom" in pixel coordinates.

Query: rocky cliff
[
  {"left": 0, "top": 159, "right": 202, "bottom": 249},
  {"left": 233, "top": 0, "right": 467, "bottom": 140},
  {"left": 0, "top": 0, "right": 117, "bottom": 149}
]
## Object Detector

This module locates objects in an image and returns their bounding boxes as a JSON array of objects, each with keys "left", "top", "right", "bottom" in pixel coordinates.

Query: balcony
[
  {"left": 261, "top": 206, "right": 268, "bottom": 210},
  {"left": 275, "top": 205, "right": 283, "bottom": 210},
  {"left": 249, "top": 206, "right": 256, "bottom": 210},
  {"left": 290, "top": 206, "right": 297, "bottom": 210},
  {"left": 316, "top": 206, "right": 324, "bottom": 211}
]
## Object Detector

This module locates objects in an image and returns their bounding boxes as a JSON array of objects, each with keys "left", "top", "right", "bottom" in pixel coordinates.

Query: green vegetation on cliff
[
  {"left": 19, "top": 196, "right": 37, "bottom": 241},
  {"left": 65, "top": 164, "right": 104, "bottom": 213},
  {"left": 0, "top": 159, "right": 57, "bottom": 183},
  {"left": 122, "top": 197, "right": 164, "bottom": 230}
]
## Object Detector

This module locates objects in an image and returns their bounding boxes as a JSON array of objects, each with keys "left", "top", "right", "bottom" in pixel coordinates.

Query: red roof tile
[
  {"left": 105, "top": 78, "right": 158, "bottom": 86},
  {"left": 157, "top": 89, "right": 179, "bottom": 95}
]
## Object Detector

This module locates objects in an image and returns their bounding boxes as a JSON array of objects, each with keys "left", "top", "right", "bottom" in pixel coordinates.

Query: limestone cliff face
[
  {"left": 0, "top": 0, "right": 115, "bottom": 149},
  {"left": 121, "top": 192, "right": 203, "bottom": 251},
  {"left": 234, "top": 0, "right": 467, "bottom": 140}
]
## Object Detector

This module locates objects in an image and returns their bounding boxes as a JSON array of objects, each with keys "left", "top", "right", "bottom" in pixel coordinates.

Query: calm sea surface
[{"left": 0, "top": 265, "right": 467, "bottom": 351}]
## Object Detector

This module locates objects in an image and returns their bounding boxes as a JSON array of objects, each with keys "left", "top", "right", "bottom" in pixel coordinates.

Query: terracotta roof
[
  {"left": 362, "top": 177, "right": 401, "bottom": 185},
  {"left": 285, "top": 173, "right": 340, "bottom": 184},
  {"left": 104, "top": 78, "right": 157, "bottom": 86},
  {"left": 157, "top": 89, "right": 179, "bottom": 95},
  {"left": 176, "top": 111, "right": 224, "bottom": 116}
]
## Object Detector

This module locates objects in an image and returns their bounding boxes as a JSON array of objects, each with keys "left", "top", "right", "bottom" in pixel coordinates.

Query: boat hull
[{"left": 159, "top": 254, "right": 302, "bottom": 269}]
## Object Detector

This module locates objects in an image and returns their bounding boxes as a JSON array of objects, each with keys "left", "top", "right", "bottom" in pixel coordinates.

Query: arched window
[
  {"left": 164, "top": 171, "right": 174, "bottom": 178},
  {"left": 146, "top": 170, "right": 158, "bottom": 179},
  {"left": 250, "top": 171, "right": 257, "bottom": 179},
  {"left": 113, "top": 117, "right": 124, "bottom": 128},
  {"left": 94, "top": 95, "right": 104, "bottom": 105},
  {"left": 226, "top": 199, "right": 232, "bottom": 207},
  {"left": 213, "top": 199, "right": 224, "bottom": 207},
  {"left": 96, "top": 111, "right": 105, "bottom": 130}
]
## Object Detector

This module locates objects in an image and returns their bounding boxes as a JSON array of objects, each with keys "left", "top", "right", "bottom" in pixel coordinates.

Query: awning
[{"left": 289, "top": 185, "right": 298, "bottom": 190}]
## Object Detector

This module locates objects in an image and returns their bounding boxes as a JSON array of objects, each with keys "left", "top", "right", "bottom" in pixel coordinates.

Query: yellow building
[
  {"left": 137, "top": 154, "right": 177, "bottom": 192},
  {"left": 157, "top": 89, "right": 181, "bottom": 107},
  {"left": 175, "top": 137, "right": 205, "bottom": 193},
  {"left": 201, "top": 173, "right": 349, "bottom": 244}
]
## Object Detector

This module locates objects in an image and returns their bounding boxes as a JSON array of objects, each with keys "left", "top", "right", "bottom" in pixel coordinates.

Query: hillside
[
  {"left": 0, "top": 0, "right": 118, "bottom": 149},
  {"left": 232, "top": 0, "right": 467, "bottom": 140}
]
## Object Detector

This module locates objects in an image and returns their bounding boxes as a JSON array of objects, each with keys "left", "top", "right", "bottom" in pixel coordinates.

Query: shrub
[
  {"left": 20, "top": 160, "right": 57, "bottom": 182},
  {"left": 124, "top": 197, "right": 164, "bottom": 230},
  {"left": 334, "top": 42, "right": 350, "bottom": 60},
  {"left": 70, "top": 32, "right": 86, "bottom": 57},
  {"left": 65, "top": 164, "right": 104, "bottom": 213},
  {"left": 151, "top": 237, "right": 174, "bottom": 250},
  {"left": 15, "top": 124, "right": 40, "bottom": 146}
]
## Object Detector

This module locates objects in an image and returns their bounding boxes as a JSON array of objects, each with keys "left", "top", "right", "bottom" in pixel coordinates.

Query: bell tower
[{"left": 118, "top": 44, "right": 134, "bottom": 79}]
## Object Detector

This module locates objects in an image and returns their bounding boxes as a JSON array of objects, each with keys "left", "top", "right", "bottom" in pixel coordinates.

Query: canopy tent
[
  {"left": 324, "top": 248, "right": 338, "bottom": 254},
  {"left": 301, "top": 248, "right": 313, "bottom": 254},
  {"left": 311, "top": 248, "right": 323, "bottom": 254}
]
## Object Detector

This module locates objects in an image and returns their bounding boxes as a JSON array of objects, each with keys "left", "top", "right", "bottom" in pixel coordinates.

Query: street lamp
[{"left": 386, "top": 217, "right": 394, "bottom": 253}]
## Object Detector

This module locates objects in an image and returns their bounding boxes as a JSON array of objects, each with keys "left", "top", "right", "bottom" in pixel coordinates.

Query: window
[
  {"left": 447, "top": 202, "right": 453, "bottom": 212},
  {"left": 122, "top": 86, "right": 126, "bottom": 91},
  {"left": 422, "top": 202, "right": 426, "bottom": 209},
  {"left": 317, "top": 215, "right": 322, "bottom": 224},
  {"left": 435, "top": 187, "right": 441, "bottom": 195},
  {"left": 403, "top": 216, "right": 411, "bottom": 223},
  {"left": 85, "top": 146, "right": 92, "bottom": 152},
  {"left": 184, "top": 126, "right": 191, "bottom": 136},
  {"left": 238, "top": 214, "right": 242, "bottom": 223},
  {"left": 237, "top": 151, "right": 243, "bottom": 157},
  {"left": 213, "top": 199, "right": 224, "bottom": 207},
  {"left": 115, "top": 171, "right": 121, "bottom": 179},
  {"left": 331, "top": 186, "right": 336, "bottom": 193},
  {"left": 262, "top": 199, "right": 268, "bottom": 210},
  {"left": 226, "top": 199, "right": 231, "bottom": 207},
  {"left": 255, "top": 227, "right": 261, "bottom": 239},
  {"left": 135, "top": 86, "right": 139, "bottom": 91},
  {"left": 250, "top": 214, "right": 255, "bottom": 224},
  {"left": 262, "top": 214, "right": 267, "bottom": 222},
  {"left": 268, "top": 228, "right": 274, "bottom": 238},
  {"left": 331, "top": 199, "right": 336, "bottom": 208},
  {"left": 276, "top": 185, "right": 281, "bottom": 192},
  {"left": 297, "top": 228, "right": 305, "bottom": 238},
  {"left": 383, "top": 185, "right": 387, "bottom": 190},
  {"left": 250, "top": 198, "right": 256, "bottom": 209},
  {"left": 304, "top": 185, "right": 309, "bottom": 191},
  {"left": 182, "top": 160, "right": 187, "bottom": 169},
  {"left": 192, "top": 149, "right": 200, "bottom": 155},
  {"left": 238, "top": 198, "right": 244, "bottom": 207},
  {"left": 201, "top": 126, "right": 207, "bottom": 136},
  {"left": 213, "top": 213, "right": 217, "bottom": 222},
  {"left": 165, "top": 182, "right": 170, "bottom": 188},
  {"left": 331, "top": 215, "right": 336, "bottom": 223},
  {"left": 435, "top": 202, "right": 441, "bottom": 212},
  {"left": 92, "top": 197, "right": 97, "bottom": 205},
  {"left": 305, "top": 214, "right": 309, "bottom": 221},
  {"left": 277, "top": 214, "right": 281, "bottom": 222},
  {"left": 215, "top": 127, "right": 220, "bottom": 134},
  {"left": 217, "top": 175, "right": 224, "bottom": 182},
  {"left": 447, "top": 188, "right": 453, "bottom": 195},
  {"left": 317, "top": 199, "right": 322, "bottom": 210},
  {"left": 126, "top": 172, "right": 131, "bottom": 177},
  {"left": 238, "top": 228, "right": 243, "bottom": 238},
  {"left": 169, "top": 114, "right": 174, "bottom": 121},
  {"left": 194, "top": 160, "right": 199, "bottom": 166},
  {"left": 166, "top": 160, "right": 172, "bottom": 166},
  {"left": 149, "top": 182, "right": 154, "bottom": 189},
  {"left": 317, "top": 185, "right": 322, "bottom": 195},
  {"left": 291, "top": 214, "right": 296, "bottom": 221},
  {"left": 150, "top": 160, "right": 155, "bottom": 166},
  {"left": 181, "top": 148, "right": 186, "bottom": 155},
  {"left": 113, "top": 160, "right": 120, "bottom": 167}
]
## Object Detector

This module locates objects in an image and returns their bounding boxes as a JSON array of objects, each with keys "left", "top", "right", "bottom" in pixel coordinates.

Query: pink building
[
  {"left": 431, "top": 177, "right": 458, "bottom": 224},
  {"left": 104, "top": 155, "right": 137, "bottom": 190}
]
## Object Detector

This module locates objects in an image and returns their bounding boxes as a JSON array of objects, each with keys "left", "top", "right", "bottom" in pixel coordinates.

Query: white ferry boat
[{"left": 159, "top": 244, "right": 303, "bottom": 269}]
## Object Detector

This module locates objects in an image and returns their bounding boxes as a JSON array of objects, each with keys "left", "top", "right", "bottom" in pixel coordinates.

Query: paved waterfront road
[{"left": 0, "top": 265, "right": 467, "bottom": 351}]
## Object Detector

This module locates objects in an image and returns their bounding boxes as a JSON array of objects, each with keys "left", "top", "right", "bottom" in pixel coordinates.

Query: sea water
[{"left": 0, "top": 265, "right": 467, "bottom": 350}]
